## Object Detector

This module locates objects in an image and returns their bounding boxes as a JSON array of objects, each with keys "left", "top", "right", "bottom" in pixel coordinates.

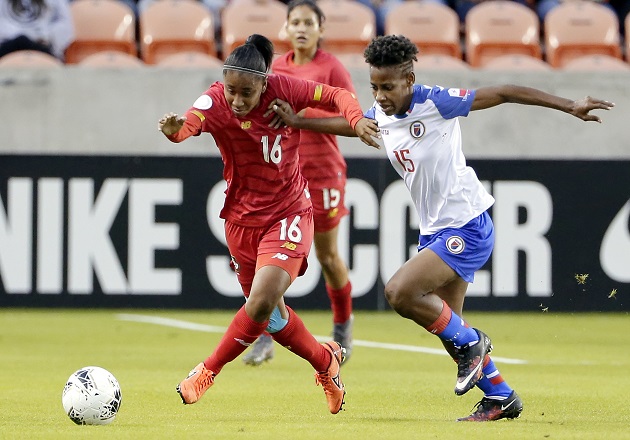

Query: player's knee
[
  {"left": 315, "top": 249, "right": 338, "bottom": 272},
  {"left": 384, "top": 279, "right": 406, "bottom": 310},
  {"left": 384, "top": 278, "right": 418, "bottom": 313},
  {"left": 245, "top": 297, "right": 277, "bottom": 322}
]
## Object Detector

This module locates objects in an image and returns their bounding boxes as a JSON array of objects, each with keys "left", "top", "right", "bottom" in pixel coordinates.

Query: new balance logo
[{"left": 272, "top": 253, "right": 289, "bottom": 261}]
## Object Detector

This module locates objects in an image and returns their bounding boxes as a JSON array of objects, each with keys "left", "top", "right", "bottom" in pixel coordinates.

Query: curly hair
[{"left": 364, "top": 35, "right": 418, "bottom": 72}]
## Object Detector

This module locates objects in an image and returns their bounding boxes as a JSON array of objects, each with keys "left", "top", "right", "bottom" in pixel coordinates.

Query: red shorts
[
  {"left": 309, "top": 179, "right": 349, "bottom": 233},
  {"left": 225, "top": 208, "right": 314, "bottom": 296}
]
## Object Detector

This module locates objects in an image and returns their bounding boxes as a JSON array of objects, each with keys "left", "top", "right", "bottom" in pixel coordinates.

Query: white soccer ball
[{"left": 61, "top": 366, "right": 122, "bottom": 425}]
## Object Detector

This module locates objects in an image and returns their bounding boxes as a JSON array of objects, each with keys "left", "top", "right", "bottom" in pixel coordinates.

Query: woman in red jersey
[
  {"left": 158, "top": 34, "right": 379, "bottom": 414},
  {"left": 242, "top": 0, "right": 357, "bottom": 367}
]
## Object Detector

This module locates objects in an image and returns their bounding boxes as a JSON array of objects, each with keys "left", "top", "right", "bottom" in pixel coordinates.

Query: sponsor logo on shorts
[
  {"left": 281, "top": 242, "right": 297, "bottom": 251},
  {"left": 272, "top": 253, "right": 289, "bottom": 261},
  {"left": 446, "top": 236, "right": 465, "bottom": 254},
  {"left": 327, "top": 208, "right": 339, "bottom": 218},
  {"left": 409, "top": 121, "right": 426, "bottom": 139}
]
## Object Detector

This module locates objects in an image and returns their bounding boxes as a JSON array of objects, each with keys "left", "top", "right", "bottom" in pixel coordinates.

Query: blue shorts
[{"left": 418, "top": 211, "right": 494, "bottom": 283}]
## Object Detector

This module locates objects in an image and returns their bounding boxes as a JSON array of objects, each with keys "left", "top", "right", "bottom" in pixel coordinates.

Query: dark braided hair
[{"left": 364, "top": 35, "right": 418, "bottom": 74}]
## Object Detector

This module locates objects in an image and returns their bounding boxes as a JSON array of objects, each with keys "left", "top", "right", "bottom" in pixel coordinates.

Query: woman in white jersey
[{"left": 269, "top": 34, "right": 614, "bottom": 421}]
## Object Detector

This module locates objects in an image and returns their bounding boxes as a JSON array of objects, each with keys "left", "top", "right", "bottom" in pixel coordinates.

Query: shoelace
[
  {"left": 315, "top": 372, "right": 336, "bottom": 393},
  {"left": 193, "top": 369, "right": 214, "bottom": 392},
  {"left": 456, "top": 349, "right": 472, "bottom": 376}
]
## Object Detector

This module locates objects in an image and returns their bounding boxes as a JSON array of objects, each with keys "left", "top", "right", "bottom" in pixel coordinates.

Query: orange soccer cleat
[
  {"left": 176, "top": 362, "right": 215, "bottom": 404},
  {"left": 315, "top": 341, "right": 346, "bottom": 414}
]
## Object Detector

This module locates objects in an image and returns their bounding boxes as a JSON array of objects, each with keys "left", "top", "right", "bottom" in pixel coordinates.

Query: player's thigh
[
  {"left": 388, "top": 247, "right": 459, "bottom": 295},
  {"left": 313, "top": 226, "right": 340, "bottom": 258}
]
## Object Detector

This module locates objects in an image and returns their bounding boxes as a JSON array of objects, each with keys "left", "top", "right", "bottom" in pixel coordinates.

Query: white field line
[{"left": 116, "top": 313, "right": 528, "bottom": 365}]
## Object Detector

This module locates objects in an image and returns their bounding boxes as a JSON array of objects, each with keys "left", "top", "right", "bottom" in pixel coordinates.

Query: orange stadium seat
[
  {"left": 221, "top": 0, "right": 290, "bottom": 59},
  {"left": 385, "top": 2, "right": 461, "bottom": 59},
  {"left": 0, "top": 50, "right": 64, "bottom": 68},
  {"left": 414, "top": 54, "right": 470, "bottom": 71},
  {"left": 78, "top": 50, "right": 145, "bottom": 68},
  {"left": 140, "top": 0, "right": 217, "bottom": 65},
  {"left": 544, "top": 1, "right": 622, "bottom": 68},
  {"left": 317, "top": 0, "right": 376, "bottom": 55},
  {"left": 465, "top": 0, "right": 541, "bottom": 68},
  {"left": 562, "top": 54, "right": 630, "bottom": 71},
  {"left": 65, "top": 0, "right": 137, "bottom": 64},
  {"left": 482, "top": 54, "right": 551, "bottom": 71},
  {"left": 157, "top": 51, "right": 224, "bottom": 68}
]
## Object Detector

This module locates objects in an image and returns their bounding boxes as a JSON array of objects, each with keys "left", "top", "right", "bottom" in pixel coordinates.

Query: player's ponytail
[{"left": 223, "top": 34, "right": 273, "bottom": 77}]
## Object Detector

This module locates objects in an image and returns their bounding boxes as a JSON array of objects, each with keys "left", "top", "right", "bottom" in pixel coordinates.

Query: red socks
[
  {"left": 271, "top": 305, "right": 330, "bottom": 372},
  {"left": 203, "top": 305, "right": 268, "bottom": 374},
  {"left": 326, "top": 281, "right": 352, "bottom": 324}
]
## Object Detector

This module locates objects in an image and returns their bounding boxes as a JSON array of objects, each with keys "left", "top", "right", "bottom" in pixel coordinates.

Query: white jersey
[{"left": 365, "top": 84, "right": 495, "bottom": 235}]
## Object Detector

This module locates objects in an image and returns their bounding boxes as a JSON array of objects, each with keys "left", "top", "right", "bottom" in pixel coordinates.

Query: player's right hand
[{"left": 158, "top": 112, "right": 186, "bottom": 135}]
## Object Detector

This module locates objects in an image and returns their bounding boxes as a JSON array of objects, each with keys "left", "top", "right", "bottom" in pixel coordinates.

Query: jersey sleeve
[
  {"left": 428, "top": 86, "right": 476, "bottom": 119},
  {"left": 164, "top": 84, "right": 222, "bottom": 143},
  {"left": 164, "top": 110, "right": 203, "bottom": 143},
  {"left": 302, "top": 58, "right": 357, "bottom": 119},
  {"left": 273, "top": 75, "right": 364, "bottom": 129}
]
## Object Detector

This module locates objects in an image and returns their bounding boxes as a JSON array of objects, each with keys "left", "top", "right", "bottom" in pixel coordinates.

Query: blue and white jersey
[{"left": 366, "top": 84, "right": 495, "bottom": 235}]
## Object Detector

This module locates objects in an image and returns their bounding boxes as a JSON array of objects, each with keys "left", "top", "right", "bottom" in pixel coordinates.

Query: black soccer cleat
[
  {"left": 454, "top": 328, "right": 493, "bottom": 396},
  {"left": 457, "top": 391, "right": 523, "bottom": 422}
]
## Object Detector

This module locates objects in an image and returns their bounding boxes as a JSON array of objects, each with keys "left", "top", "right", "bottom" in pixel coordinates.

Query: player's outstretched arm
[
  {"left": 471, "top": 85, "right": 614, "bottom": 122},
  {"left": 268, "top": 98, "right": 381, "bottom": 149}
]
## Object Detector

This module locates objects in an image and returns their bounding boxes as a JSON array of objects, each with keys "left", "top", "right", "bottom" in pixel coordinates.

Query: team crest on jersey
[
  {"left": 241, "top": 121, "right": 252, "bottom": 129},
  {"left": 409, "top": 121, "right": 426, "bottom": 139},
  {"left": 193, "top": 95, "right": 213, "bottom": 110},
  {"left": 445, "top": 236, "right": 465, "bottom": 254}
]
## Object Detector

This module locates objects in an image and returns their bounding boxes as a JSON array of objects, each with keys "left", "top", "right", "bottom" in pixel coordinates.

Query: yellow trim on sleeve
[
  {"left": 191, "top": 110, "right": 205, "bottom": 122},
  {"left": 313, "top": 84, "right": 323, "bottom": 101}
]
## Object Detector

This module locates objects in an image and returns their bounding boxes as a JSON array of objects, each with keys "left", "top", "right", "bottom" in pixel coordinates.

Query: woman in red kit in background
[
  {"left": 242, "top": 0, "right": 358, "bottom": 367},
  {"left": 158, "top": 33, "right": 379, "bottom": 414}
]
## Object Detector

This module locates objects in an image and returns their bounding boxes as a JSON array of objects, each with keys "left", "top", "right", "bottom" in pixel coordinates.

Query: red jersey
[
  {"left": 166, "top": 74, "right": 364, "bottom": 227},
  {"left": 272, "top": 49, "right": 356, "bottom": 188}
]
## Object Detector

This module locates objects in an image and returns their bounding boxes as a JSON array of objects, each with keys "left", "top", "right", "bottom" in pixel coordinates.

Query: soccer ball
[{"left": 61, "top": 366, "right": 122, "bottom": 425}]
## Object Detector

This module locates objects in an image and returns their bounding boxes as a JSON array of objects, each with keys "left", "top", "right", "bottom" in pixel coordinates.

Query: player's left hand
[
  {"left": 265, "top": 98, "right": 297, "bottom": 129},
  {"left": 571, "top": 96, "right": 615, "bottom": 123},
  {"left": 354, "top": 118, "right": 381, "bottom": 149}
]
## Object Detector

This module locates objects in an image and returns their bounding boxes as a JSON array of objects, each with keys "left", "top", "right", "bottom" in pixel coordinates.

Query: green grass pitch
[{"left": 1, "top": 309, "right": 628, "bottom": 439}]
